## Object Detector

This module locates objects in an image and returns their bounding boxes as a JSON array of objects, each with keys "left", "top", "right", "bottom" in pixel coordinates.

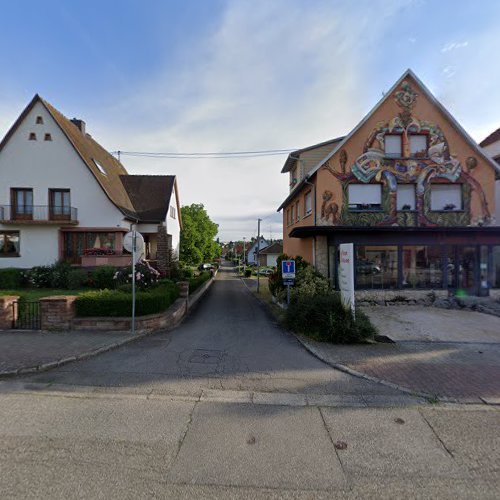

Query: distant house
[
  {"left": 480, "top": 128, "right": 500, "bottom": 225},
  {"left": 258, "top": 242, "right": 283, "bottom": 267},
  {"left": 278, "top": 69, "right": 500, "bottom": 296},
  {"left": 0, "top": 95, "right": 181, "bottom": 273},
  {"left": 247, "top": 237, "right": 269, "bottom": 265}
]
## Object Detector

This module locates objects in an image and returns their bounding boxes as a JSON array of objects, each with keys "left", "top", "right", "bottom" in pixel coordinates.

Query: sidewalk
[{"left": 0, "top": 330, "right": 136, "bottom": 376}]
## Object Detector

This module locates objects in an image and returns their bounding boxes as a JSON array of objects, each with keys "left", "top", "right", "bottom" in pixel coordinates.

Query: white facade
[
  {"left": 247, "top": 237, "right": 269, "bottom": 265},
  {"left": 482, "top": 141, "right": 500, "bottom": 225},
  {"left": 168, "top": 184, "right": 181, "bottom": 259},
  {"left": 0, "top": 102, "right": 128, "bottom": 268}
]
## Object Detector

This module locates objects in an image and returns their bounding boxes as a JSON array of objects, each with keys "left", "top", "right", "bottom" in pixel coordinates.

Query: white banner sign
[{"left": 338, "top": 243, "right": 355, "bottom": 315}]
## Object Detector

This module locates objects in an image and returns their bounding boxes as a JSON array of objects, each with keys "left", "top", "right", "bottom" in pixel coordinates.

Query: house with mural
[
  {"left": 480, "top": 128, "right": 500, "bottom": 225},
  {"left": 0, "top": 95, "right": 182, "bottom": 273},
  {"left": 278, "top": 69, "right": 500, "bottom": 297}
]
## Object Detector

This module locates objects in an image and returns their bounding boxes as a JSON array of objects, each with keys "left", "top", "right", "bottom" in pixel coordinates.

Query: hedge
[
  {"left": 0, "top": 268, "right": 26, "bottom": 289},
  {"left": 75, "top": 283, "right": 179, "bottom": 317},
  {"left": 188, "top": 271, "right": 211, "bottom": 293}
]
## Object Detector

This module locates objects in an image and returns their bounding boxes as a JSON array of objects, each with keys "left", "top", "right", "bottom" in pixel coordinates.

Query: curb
[
  {"left": 0, "top": 276, "right": 218, "bottom": 380},
  {"left": 241, "top": 279, "right": 442, "bottom": 403}
]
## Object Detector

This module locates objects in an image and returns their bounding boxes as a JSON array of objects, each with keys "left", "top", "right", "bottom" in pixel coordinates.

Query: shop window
[
  {"left": 355, "top": 245, "right": 398, "bottom": 289},
  {"left": 305, "top": 191, "right": 312, "bottom": 215},
  {"left": 430, "top": 184, "right": 462, "bottom": 211},
  {"left": 397, "top": 184, "right": 416, "bottom": 210},
  {"left": 492, "top": 246, "right": 500, "bottom": 288},
  {"left": 402, "top": 246, "right": 443, "bottom": 288},
  {"left": 409, "top": 135, "right": 427, "bottom": 158},
  {"left": 348, "top": 184, "right": 382, "bottom": 210},
  {"left": 0, "top": 231, "right": 20, "bottom": 257},
  {"left": 384, "top": 134, "right": 402, "bottom": 157}
]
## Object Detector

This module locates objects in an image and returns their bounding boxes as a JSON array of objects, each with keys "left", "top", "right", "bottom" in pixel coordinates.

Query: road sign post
[
  {"left": 123, "top": 230, "right": 145, "bottom": 334},
  {"left": 282, "top": 260, "right": 296, "bottom": 306}
]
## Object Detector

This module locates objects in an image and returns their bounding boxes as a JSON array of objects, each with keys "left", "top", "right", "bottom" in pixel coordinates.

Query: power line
[{"left": 112, "top": 147, "right": 295, "bottom": 160}]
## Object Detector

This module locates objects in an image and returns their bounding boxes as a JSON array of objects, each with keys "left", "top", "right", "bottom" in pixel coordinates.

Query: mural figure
[
  {"left": 320, "top": 190, "right": 339, "bottom": 223},
  {"left": 322, "top": 81, "right": 491, "bottom": 227}
]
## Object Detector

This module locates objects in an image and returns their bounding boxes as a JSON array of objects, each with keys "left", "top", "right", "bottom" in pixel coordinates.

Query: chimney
[{"left": 70, "top": 118, "right": 86, "bottom": 134}]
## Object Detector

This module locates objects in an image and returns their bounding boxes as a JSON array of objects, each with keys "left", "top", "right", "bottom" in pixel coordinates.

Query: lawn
[{"left": 0, "top": 289, "right": 87, "bottom": 301}]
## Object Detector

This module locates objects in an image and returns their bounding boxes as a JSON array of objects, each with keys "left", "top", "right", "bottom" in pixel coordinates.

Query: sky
[{"left": 1, "top": 0, "right": 499, "bottom": 241}]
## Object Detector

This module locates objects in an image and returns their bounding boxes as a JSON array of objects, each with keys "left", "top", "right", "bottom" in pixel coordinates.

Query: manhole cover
[{"left": 188, "top": 349, "right": 223, "bottom": 364}]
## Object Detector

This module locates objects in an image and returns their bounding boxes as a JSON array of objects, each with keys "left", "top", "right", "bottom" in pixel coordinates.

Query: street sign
[
  {"left": 338, "top": 243, "right": 355, "bottom": 316},
  {"left": 282, "top": 260, "right": 296, "bottom": 279},
  {"left": 283, "top": 279, "right": 295, "bottom": 286},
  {"left": 123, "top": 231, "right": 145, "bottom": 263}
]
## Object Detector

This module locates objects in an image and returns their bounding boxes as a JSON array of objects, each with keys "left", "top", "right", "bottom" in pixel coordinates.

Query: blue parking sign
[{"left": 282, "top": 260, "right": 295, "bottom": 279}]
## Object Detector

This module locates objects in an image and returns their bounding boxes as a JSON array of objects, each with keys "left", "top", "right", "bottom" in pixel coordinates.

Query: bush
[
  {"left": 75, "top": 283, "right": 179, "bottom": 317},
  {"left": 113, "top": 261, "right": 160, "bottom": 290},
  {"left": 29, "top": 265, "right": 54, "bottom": 288},
  {"left": 89, "top": 265, "right": 117, "bottom": 289},
  {"left": 244, "top": 269, "right": 252, "bottom": 278},
  {"left": 49, "top": 261, "right": 72, "bottom": 289},
  {"left": 286, "top": 292, "right": 377, "bottom": 343},
  {"left": 188, "top": 271, "right": 211, "bottom": 293},
  {"left": 0, "top": 268, "right": 25, "bottom": 289},
  {"left": 67, "top": 268, "right": 88, "bottom": 289}
]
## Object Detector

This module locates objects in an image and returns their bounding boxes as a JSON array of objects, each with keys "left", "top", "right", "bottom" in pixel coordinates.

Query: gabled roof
[
  {"left": 120, "top": 174, "right": 181, "bottom": 226},
  {"left": 0, "top": 94, "right": 136, "bottom": 215},
  {"left": 260, "top": 242, "right": 283, "bottom": 254},
  {"left": 281, "top": 136, "right": 344, "bottom": 174},
  {"left": 480, "top": 127, "right": 500, "bottom": 148},
  {"left": 304, "top": 69, "right": 500, "bottom": 183}
]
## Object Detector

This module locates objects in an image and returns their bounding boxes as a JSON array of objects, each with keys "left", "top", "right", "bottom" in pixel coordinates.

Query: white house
[
  {"left": 480, "top": 128, "right": 500, "bottom": 225},
  {"left": 246, "top": 237, "right": 269, "bottom": 265},
  {"left": 258, "top": 242, "right": 283, "bottom": 267},
  {"left": 0, "top": 95, "right": 182, "bottom": 273}
]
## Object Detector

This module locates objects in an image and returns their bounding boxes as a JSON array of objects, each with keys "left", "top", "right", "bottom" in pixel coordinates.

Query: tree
[{"left": 180, "top": 204, "right": 221, "bottom": 265}]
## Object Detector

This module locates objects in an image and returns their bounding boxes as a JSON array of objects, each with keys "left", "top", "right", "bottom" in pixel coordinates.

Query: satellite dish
[{"left": 123, "top": 231, "right": 145, "bottom": 263}]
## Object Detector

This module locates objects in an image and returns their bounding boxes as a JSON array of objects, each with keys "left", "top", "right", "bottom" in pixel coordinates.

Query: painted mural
[{"left": 321, "top": 81, "right": 491, "bottom": 227}]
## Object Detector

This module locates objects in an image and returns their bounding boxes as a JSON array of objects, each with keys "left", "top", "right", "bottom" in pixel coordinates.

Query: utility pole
[
  {"left": 243, "top": 237, "right": 246, "bottom": 274},
  {"left": 257, "top": 219, "right": 262, "bottom": 293}
]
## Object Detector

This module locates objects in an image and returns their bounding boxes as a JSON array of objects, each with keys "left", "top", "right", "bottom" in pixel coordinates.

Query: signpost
[
  {"left": 123, "top": 229, "right": 145, "bottom": 334},
  {"left": 338, "top": 243, "right": 355, "bottom": 317},
  {"left": 282, "top": 259, "right": 296, "bottom": 306}
]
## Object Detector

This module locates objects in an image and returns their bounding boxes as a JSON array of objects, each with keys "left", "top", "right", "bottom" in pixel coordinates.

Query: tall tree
[{"left": 180, "top": 204, "right": 220, "bottom": 265}]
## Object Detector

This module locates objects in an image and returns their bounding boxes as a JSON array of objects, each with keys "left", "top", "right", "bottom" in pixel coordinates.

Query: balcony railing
[{"left": 0, "top": 205, "right": 78, "bottom": 224}]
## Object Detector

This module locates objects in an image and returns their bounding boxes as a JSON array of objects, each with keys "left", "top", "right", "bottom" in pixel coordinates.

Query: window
[
  {"left": 290, "top": 204, "right": 295, "bottom": 223},
  {"left": 28, "top": 133, "right": 37, "bottom": 141},
  {"left": 409, "top": 134, "right": 427, "bottom": 158},
  {"left": 402, "top": 246, "right": 443, "bottom": 288},
  {"left": 397, "top": 184, "right": 416, "bottom": 210},
  {"left": 36, "top": 116, "right": 44, "bottom": 124},
  {"left": 348, "top": 184, "right": 382, "bottom": 210},
  {"left": 355, "top": 245, "right": 398, "bottom": 289},
  {"left": 430, "top": 184, "right": 462, "bottom": 211},
  {"left": 44, "top": 133, "right": 52, "bottom": 141},
  {"left": 384, "top": 134, "right": 402, "bottom": 157},
  {"left": 0, "top": 231, "right": 20, "bottom": 257},
  {"left": 49, "top": 189, "right": 71, "bottom": 220},
  {"left": 295, "top": 201, "right": 300, "bottom": 221},
  {"left": 305, "top": 191, "right": 312, "bottom": 215},
  {"left": 170, "top": 206, "right": 176, "bottom": 219},
  {"left": 291, "top": 166, "right": 299, "bottom": 187},
  {"left": 11, "top": 188, "right": 33, "bottom": 219}
]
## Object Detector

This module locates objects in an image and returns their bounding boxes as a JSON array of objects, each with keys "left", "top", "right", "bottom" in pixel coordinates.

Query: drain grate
[{"left": 188, "top": 349, "right": 224, "bottom": 364}]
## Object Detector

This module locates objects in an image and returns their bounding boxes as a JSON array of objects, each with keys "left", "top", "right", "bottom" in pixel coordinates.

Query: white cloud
[{"left": 441, "top": 41, "right": 469, "bottom": 53}]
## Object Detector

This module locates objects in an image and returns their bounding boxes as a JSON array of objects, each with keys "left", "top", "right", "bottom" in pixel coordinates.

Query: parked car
[
  {"left": 259, "top": 268, "right": 274, "bottom": 276},
  {"left": 356, "top": 262, "right": 381, "bottom": 275},
  {"left": 198, "top": 263, "right": 214, "bottom": 271}
]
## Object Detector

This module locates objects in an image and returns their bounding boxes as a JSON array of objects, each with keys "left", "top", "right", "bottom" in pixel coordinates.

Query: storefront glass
[
  {"left": 355, "top": 245, "right": 398, "bottom": 289},
  {"left": 402, "top": 246, "right": 442, "bottom": 288},
  {"left": 492, "top": 246, "right": 500, "bottom": 289}
]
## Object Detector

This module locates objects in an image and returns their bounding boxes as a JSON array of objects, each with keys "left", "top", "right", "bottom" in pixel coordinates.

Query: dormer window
[
  {"left": 28, "top": 133, "right": 37, "bottom": 141},
  {"left": 44, "top": 133, "right": 52, "bottom": 141},
  {"left": 384, "top": 134, "right": 402, "bottom": 157},
  {"left": 410, "top": 134, "right": 427, "bottom": 158},
  {"left": 36, "top": 116, "right": 44, "bottom": 124}
]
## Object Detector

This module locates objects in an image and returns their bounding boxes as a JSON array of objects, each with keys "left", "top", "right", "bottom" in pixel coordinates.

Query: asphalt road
[
  {"left": 1, "top": 265, "right": 499, "bottom": 498},
  {"left": 21, "top": 265, "right": 402, "bottom": 397}
]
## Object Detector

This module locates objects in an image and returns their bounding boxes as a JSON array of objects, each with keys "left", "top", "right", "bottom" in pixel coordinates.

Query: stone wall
[
  {"left": 40, "top": 296, "right": 77, "bottom": 331},
  {"left": 156, "top": 224, "right": 170, "bottom": 275},
  {"left": 355, "top": 289, "right": 448, "bottom": 306},
  {"left": 0, "top": 296, "right": 18, "bottom": 330},
  {"left": 314, "top": 235, "right": 328, "bottom": 278}
]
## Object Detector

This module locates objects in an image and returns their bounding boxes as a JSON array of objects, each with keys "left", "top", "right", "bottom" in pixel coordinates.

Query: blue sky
[{"left": 1, "top": 0, "right": 499, "bottom": 240}]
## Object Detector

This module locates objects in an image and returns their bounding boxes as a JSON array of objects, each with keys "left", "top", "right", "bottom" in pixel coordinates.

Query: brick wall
[
  {"left": 156, "top": 224, "right": 169, "bottom": 275},
  {"left": 39, "top": 296, "right": 77, "bottom": 331}
]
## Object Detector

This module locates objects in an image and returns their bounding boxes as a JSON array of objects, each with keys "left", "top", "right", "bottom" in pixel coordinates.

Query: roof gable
[
  {"left": 480, "top": 127, "right": 500, "bottom": 148},
  {"left": 306, "top": 69, "right": 500, "bottom": 181}
]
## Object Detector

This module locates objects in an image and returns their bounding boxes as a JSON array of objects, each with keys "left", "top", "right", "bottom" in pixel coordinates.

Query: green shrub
[
  {"left": 188, "top": 271, "right": 211, "bottom": 293},
  {"left": 113, "top": 262, "right": 160, "bottom": 290},
  {"left": 244, "top": 269, "right": 252, "bottom": 278},
  {"left": 0, "top": 268, "right": 25, "bottom": 289},
  {"left": 286, "top": 292, "right": 377, "bottom": 344},
  {"left": 29, "top": 265, "right": 53, "bottom": 288},
  {"left": 49, "top": 261, "right": 72, "bottom": 289},
  {"left": 89, "top": 266, "right": 117, "bottom": 289},
  {"left": 67, "top": 268, "right": 88, "bottom": 289},
  {"left": 75, "top": 283, "right": 179, "bottom": 317}
]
